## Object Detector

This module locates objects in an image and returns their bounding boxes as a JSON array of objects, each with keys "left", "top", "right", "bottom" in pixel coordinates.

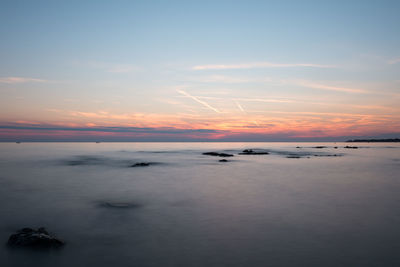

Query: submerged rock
[
  {"left": 286, "top": 156, "right": 301, "bottom": 158},
  {"left": 131, "top": 162, "right": 151, "bottom": 167},
  {"left": 313, "top": 146, "right": 327, "bottom": 149},
  {"left": 66, "top": 156, "right": 104, "bottom": 166},
  {"left": 219, "top": 159, "right": 229, "bottom": 162},
  {"left": 7, "top": 227, "right": 64, "bottom": 248},
  {"left": 99, "top": 201, "right": 141, "bottom": 209},
  {"left": 202, "top": 152, "right": 234, "bottom": 157},
  {"left": 239, "top": 149, "right": 269, "bottom": 155},
  {"left": 313, "top": 154, "right": 341, "bottom": 157},
  {"left": 344, "top": 146, "right": 358, "bottom": 149}
]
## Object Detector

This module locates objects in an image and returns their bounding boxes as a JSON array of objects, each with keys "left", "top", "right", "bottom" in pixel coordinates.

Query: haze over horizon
[{"left": 1, "top": 0, "right": 399, "bottom": 141}]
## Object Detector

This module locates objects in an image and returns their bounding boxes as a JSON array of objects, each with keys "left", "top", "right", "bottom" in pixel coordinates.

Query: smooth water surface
[{"left": 0, "top": 142, "right": 399, "bottom": 267}]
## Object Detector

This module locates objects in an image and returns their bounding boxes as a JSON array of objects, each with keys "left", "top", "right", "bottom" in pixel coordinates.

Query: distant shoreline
[{"left": 346, "top": 138, "right": 400, "bottom": 143}]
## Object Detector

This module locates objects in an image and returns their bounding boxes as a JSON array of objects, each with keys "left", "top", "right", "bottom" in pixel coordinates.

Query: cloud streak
[
  {"left": 0, "top": 124, "right": 219, "bottom": 134},
  {"left": 295, "top": 81, "right": 369, "bottom": 94},
  {"left": 106, "top": 64, "right": 138, "bottom": 73},
  {"left": 0, "top": 77, "right": 48, "bottom": 84},
  {"left": 388, "top": 57, "right": 400, "bottom": 64},
  {"left": 193, "top": 61, "right": 335, "bottom": 70}
]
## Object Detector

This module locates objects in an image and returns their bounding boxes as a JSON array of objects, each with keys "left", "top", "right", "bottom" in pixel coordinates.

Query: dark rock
[
  {"left": 239, "top": 149, "right": 269, "bottom": 155},
  {"left": 334, "top": 146, "right": 338, "bottom": 149},
  {"left": 296, "top": 146, "right": 302, "bottom": 148},
  {"left": 313, "top": 146, "right": 326, "bottom": 149},
  {"left": 99, "top": 202, "right": 141, "bottom": 209},
  {"left": 131, "top": 162, "right": 150, "bottom": 167},
  {"left": 219, "top": 159, "right": 229, "bottom": 162},
  {"left": 287, "top": 156, "right": 301, "bottom": 158},
  {"left": 7, "top": 227, "right": 64, "bottom": 248},
  {"left": 202, "top": 152, "right": 234, "bottom": 157},
  {"left": 344, "top": 146, "right": 358, "bottom": 149}
]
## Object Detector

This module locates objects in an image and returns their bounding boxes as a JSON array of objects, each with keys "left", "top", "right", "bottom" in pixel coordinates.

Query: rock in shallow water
[
  {"left": 7, "top": 227, "right": 64, "bottom": 248},
  {"left": 202, "top": 152, "right": 234, "bottom": 157},
  {"left": 239, "top": 149, "right": 269, "bottom": 155},
  {"left": 131, "top": 162, "right": 151, "bottom": 167},
  {"left": 99, "top": 201, "right": 141, "bottom": 209}
]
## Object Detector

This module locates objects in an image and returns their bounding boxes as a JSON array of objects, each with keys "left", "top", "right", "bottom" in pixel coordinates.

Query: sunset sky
[{"left": 0, "top": 0, "right": 399, "bottom": 141}]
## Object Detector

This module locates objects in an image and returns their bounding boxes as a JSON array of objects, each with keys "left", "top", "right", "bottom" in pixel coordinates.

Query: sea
[{"left": 0, "top": 142, "right": 399, "bottom": 267}]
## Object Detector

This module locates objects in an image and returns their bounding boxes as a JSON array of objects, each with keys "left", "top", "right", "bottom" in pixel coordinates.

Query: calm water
[{"left": 0, "top": 142, "right": 399, "bottom": 267}]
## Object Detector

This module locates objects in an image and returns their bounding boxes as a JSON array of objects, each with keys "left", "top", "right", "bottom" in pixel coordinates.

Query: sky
[{"left": 0, "top": 0, "right": 399, "bottom": 141}]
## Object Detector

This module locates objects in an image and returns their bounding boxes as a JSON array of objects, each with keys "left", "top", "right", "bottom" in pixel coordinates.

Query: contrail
[
  {"left": 192, "top": 61, "right": 335, "bottom": 70},
  {"left": 177, "top": 90, "right": 221, "bottom": 113},
  {"left": 234, "top": 100, "right": 245, "bottom": 113}
]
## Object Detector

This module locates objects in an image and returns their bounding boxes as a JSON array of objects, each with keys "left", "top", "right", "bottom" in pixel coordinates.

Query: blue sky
[{"left": 0, "top": 0, "right": 399, "bottom": 141}]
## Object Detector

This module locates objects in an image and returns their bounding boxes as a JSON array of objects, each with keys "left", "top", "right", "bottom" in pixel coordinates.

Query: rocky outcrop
[{"left": 7, "top": 227, "right": 64, "bottom": 248}]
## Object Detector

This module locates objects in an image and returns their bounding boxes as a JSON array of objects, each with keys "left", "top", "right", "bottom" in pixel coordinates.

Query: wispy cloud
[
  {"left": 0, "top": 124, "right": 219, "bottom": 134},
  {"left": 192, "top": 75, "right": 250, "bottom": 83},
  {"left": 193, "top": 61, "right": 335, "bottom": 70},
  {"left": 296, "top": 81, "right": 368, "bottom": 94},
  {"left": 107, "top": 64, "right": 139, "bottom": 73},
  {"left": 388, "top": 57, "right": 400, "bottom": 64},
  {"left": 177, "top": 89, "right": 221, "bottom": 113},
  {"left": 234, "top": 97, "right": 296, "bottom": 103},
  {"left": 0, "top": 77, "right": 48, "bottom": 84}
]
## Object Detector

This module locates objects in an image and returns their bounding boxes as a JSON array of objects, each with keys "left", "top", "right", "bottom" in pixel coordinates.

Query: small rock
[
  {"left": 202, "top": 152, "right": 234, "bottom": 157},
  {"left": 239, "top": 149, "right": 269, "bottom": 155},
  {"left": 313, "top": 146, "right": 326, "bottom": 149},
  {"left": 131, "top": 162, "right": 150, "bottom": 167},
  {"left": 7, "top": 227, "right": 64, "bottom": 248},
  {"left": 99, "top": 202, "right": 141, "bottom": 209},
  {"left": 219, "top": 159, "right": 229, "bottom": 162},
  {"left": 344, "top": 146, "right": 358, "bottom": 149},
  {"left": 286, "top": 156, "right": 301, "bottom": 158}
]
